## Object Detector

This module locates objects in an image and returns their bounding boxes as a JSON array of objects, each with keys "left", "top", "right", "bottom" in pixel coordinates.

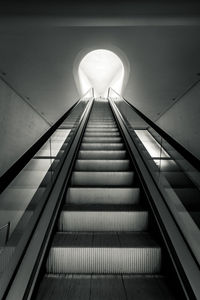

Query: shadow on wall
[{"left": 73, "top": 46, "right": 130, "bottom": 97}]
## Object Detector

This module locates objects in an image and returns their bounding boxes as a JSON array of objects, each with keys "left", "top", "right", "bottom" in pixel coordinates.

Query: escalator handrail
[
  {"left": 0, "top": 88, "right": 93, "bottom": 194},
  {"left": 108, "top": 87, "right": 200, "bottom": 172},
  {"left": 0, "top": 96, "right": 94, "bottom": 299},
  {"left": 108, "top": 96, "right": 200, "bottom": 300}
]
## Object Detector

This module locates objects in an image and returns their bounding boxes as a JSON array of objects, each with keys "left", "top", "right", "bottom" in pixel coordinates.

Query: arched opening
[{"left": 76, "top": 49, "right": 126, "bottom": 97}]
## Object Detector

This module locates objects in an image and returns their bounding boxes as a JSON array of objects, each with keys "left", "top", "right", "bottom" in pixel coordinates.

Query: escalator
[
  {"left": 0, "top": 95, "right": 199, "bottom": 300},
  {"left": 34, "top": 99, "right": 177, "bottom": 299}
]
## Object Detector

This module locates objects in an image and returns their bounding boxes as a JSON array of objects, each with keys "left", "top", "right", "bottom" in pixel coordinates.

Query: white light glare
[{"left": 78, "top": 49, "right": 124, "bottom": 97}]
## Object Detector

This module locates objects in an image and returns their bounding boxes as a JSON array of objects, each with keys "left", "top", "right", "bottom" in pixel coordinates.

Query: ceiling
[{"left": 0, "top": 1, "right": 200, "bottom": 124}]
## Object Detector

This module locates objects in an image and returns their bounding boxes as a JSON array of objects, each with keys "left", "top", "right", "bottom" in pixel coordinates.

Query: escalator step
[
  {"left": 80, "top": 143, "right": 125, "bottom": 150},
  {"left": 66, "top": 187, "right": 141, "bottom": 205},
  {"left": 36, "top": 274, "right": 176, "bottom": 300},
  {"left": 83, "top": 137, "right": 122, "bottom": 143},
  {"left": 84, "top": 132, "right": 120, "bottom": 137},
  {"left": 58, "top": 209, "right": 148, "bottom": 231},
  {"left": 70, "top": 171, "right": 134, "bottom": 186},
  {"left": 87, "top": 125, "right": 117, "bottom": 128},
  {"left": 86, "top": 128, "right": 119, "bottom": 132},
  {"left": 46, "top": 232, "right": 161, "bottom": 274},
  {"left": 74, "top": 159, "right": 131, "bottom": 171},
  {"left": 78, "top": 150, "right": 127, "bottom": 159}
]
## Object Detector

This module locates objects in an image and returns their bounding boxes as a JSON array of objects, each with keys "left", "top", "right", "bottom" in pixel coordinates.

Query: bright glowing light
[{"left": 78, "top": 49, "right": 124, "bottom": 97}]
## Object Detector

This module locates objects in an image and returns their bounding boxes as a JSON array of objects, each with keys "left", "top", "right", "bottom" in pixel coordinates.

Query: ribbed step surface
[
  {"left": 86, "top": 128, "right": 119, "bottom": 132},
  {"left": 80, "top": 143, "right": 125, "bottom": 150},
  {"left": 66, "top": 187, "right": 140, "bottom": 205},
  {"left": 87, "top": 125, "right": 117, "bottom": 128},
  {"left": 58, "top": 205, "right": 148, "bottom": 231},
  {"left": 46, "top": 232, "right": 161, "bottom": 274},
  {"left": 78, "top": 150, "right": 127, "bottom": 159},
  {"left": 83, "top": 137, "right": 122, "bottom": 143},
  {"left": 84, "top": 132, "right": 120, "bottom": 137},
  {"left": 74, "top": 160, "right": 131, "bottom": 171},
  {"left": 71, "top": 171, "right": 134, "bottom": 186}
]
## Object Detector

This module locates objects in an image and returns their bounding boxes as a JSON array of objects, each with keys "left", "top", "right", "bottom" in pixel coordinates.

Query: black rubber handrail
[
  {"left": 0, "top": 88, "right": 93, "bottom": 194},
  {"left": 109, "top": 97, "right": 200, "bottom": 300},
  {"left": 0, "top": 97, "right": 94, "bottom": 299},
  {"left": 108, "top": 87, "right": 200, "bottom": 172}
]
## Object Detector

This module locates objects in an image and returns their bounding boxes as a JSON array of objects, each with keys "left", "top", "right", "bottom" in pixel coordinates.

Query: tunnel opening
[{"left": 77, "top": 49, "right": 125, "bottom": 98}]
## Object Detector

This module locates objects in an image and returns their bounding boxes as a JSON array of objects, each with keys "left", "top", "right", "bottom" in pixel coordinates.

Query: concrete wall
[
  {"left": 0, "top": 79, "right": 50, "bottom": 176},
  {"left": 156, "top": 81, "right": 200, "bottom": 160}
]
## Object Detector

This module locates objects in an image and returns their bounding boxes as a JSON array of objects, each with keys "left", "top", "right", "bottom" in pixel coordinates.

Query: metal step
[
  {"left": 87, "top": 125, "right": 117, "bottom": 128},
  {"left": 36, "top": 274, "right": 176, "bottom": 300},
  {"left": 86, "top": 128, "right": 119, "bottom": 132},
  {"left": 87, "top": 123, "right": 116, "bottom": 126},
  {"left": 78, "top": 150, "right": 127, "bottom": 159},
  {"left": 74, "top": 160, "right": 131, "bottom": 171},
  {"left": 83, "top": 137, "right": 122, "bottom": 143},
  {"left": 46, "top": 232, "right": 161, "bottom": 274},
  {"left": 66, "top": 187, "right": 141, "bottom": 205},
  {"left": 84, "top": 132, "right": 120, "bottom": 137},
  {"left": 88, "top": 119, "right": 115, "bottom": 121},
  {"left": 58, "top": 206, "right": 148, "bottom": 231},
  {"left": 70, "top": 171, "right": 134, "bottom": 186},
  {"left": 80, "top": 143, "right": 125, "bottom": 150},
  {"left": 89, "top": 118, "right": 113, "bottom": 120}
]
